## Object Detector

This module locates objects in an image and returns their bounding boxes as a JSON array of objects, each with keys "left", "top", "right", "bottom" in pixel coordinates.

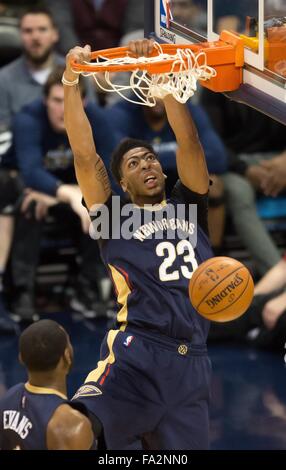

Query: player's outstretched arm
[
  {"left": 63, "top": 45, "right": 112, "bottom": 209},
  {"left": 127, "top": 39, "right": 209, "bottom": 194},
  {"left": 163, "top": 95, "right": 209, "bottom": 194},
  {"left": 47, "top": 404, "right": 94, "bottom": 450}
]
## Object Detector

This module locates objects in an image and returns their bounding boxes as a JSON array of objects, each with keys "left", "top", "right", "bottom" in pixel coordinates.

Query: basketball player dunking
[{"left": 63, "top": 39, "right": 213, "bottom": 450}]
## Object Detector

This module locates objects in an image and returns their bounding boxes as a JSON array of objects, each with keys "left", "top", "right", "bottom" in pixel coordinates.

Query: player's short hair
[
  {"left": 110, "top": 138, "right": 157, "bottom": 185},
  {"left": 20, "top": 6, "right": 56, "bottom": 28},
  {"left": 43, "top": 65, "right": 86, "bottom": 98},
  {"left": 19, "top": 320, "right": 68, "bottom": 372}
]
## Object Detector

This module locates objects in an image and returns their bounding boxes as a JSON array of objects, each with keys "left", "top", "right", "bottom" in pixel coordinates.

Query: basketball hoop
[{"left": 71, "top": 32, "right": 244, "bottom": 107}]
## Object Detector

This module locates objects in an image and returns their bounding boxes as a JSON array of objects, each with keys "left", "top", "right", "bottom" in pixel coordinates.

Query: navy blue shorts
[{"left": 72, "top": 327, "right": 211, "bottom": 450}]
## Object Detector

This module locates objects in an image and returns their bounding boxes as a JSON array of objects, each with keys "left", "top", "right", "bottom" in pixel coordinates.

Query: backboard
[{"left": 145, "top": 0, "right": 286, "bottom": 124}]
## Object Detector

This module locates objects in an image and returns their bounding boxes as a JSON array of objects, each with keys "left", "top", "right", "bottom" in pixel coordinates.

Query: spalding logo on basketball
[{"left": 189, "top": 256, "right": 254, "bottom": 322}]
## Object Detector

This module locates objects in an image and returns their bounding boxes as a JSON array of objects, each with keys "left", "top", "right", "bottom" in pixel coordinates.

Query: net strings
[{"left": 77, "top": 42, "right": 217, "bottom": 106}]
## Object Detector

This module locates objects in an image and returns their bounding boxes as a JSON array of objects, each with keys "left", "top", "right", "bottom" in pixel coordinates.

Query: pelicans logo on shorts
[
  {"left": 72, "top": 384, "right": 102, "bottom": 400},
  {"left": 123, "top": 335, "right": 134, "bottom": 348}
]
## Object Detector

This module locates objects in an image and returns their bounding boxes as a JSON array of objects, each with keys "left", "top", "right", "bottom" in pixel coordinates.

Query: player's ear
[
  {"left": 63, "top": 347, "right": 72, "bottom": 369},
  {"left": 163, "top": 173, "right": 167, "bottom": 179},
  {"left": 18, "top": 353, "right": 24, "bottom": 365},
  {"left": 120, "top": 178, "right": 128, "bottom": 193}
]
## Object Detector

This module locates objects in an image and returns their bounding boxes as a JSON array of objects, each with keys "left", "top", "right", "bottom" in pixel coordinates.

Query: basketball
[{"left": 189, "top": 257, "right": 254, "bottom": 322}]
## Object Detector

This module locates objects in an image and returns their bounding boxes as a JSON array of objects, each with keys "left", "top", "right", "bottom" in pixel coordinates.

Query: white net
[{"left": 79, "top": 43, "right": 217, "bottom": 106}]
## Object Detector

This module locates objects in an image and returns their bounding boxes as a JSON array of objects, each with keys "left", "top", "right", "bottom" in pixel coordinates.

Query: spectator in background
[
  {"left": 68, "top": 0, "right": 128, "bottom": 52},
  {"left": 253, "top": 254, "right": 286, "bottom": 332},
  {"left": 200, "top": 89, "right": 283, "bottom": 275},
  {"left": 0, "top": 170, "right": 21, "bottom": 333},
  {"left": 0, "top": 6, "right": 62, "bottom": 324},
  {"left": 0, "top": 5, "right": 95, "bottom": 151},
  {"left": 0, "top": 6, "right": 96, "bottom": 321},
  {"left": 0, "top": 6, "right": 60, "bottom": 134},
  {"left": 12, "top": 66, "right": 116, "bottom": 321},
  {"left": 107, "top": 97, "right": 228, "bottom": 252},
  {"left": 47, "top": 0, "right": 144, "bottom": 55},
  {"left": 258, "top": 152, "right": 286, "bottom": 197}
]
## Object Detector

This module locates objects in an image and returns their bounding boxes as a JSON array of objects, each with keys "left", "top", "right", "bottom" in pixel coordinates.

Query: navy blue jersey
[
  {"left": 0, "top": 383, "right": 66, "bottom": 450},
  {"left": 89, "top": 181, "right": 213, "bottom": 345}
]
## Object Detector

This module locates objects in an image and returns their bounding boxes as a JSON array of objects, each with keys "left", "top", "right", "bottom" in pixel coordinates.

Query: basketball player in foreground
[
  {"left": 64, "top": 39, "right": 213, "bottom": 450},
  {"left": 0, "top": 320, "right": 96, "bottom": 450}
]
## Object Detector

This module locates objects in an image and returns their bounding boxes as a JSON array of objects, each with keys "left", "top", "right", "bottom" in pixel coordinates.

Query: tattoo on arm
[{"left": 94, "top": 158, "right": 111, "bottom": 195}]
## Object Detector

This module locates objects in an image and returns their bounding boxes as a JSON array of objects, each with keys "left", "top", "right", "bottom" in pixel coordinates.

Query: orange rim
[
  {"left": 70, "top": 43, "right": 223, "bottom": 74},
  {"left": 71, "top": 39, "right": 243, "bottom": 75},
  {"left": 70, "top": 31, "right": 244, "bottom": 93}
]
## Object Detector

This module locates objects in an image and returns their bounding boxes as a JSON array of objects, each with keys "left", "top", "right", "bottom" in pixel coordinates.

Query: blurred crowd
[{"left": 0, "top": 0, "right": 286, "bottom": 352}]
